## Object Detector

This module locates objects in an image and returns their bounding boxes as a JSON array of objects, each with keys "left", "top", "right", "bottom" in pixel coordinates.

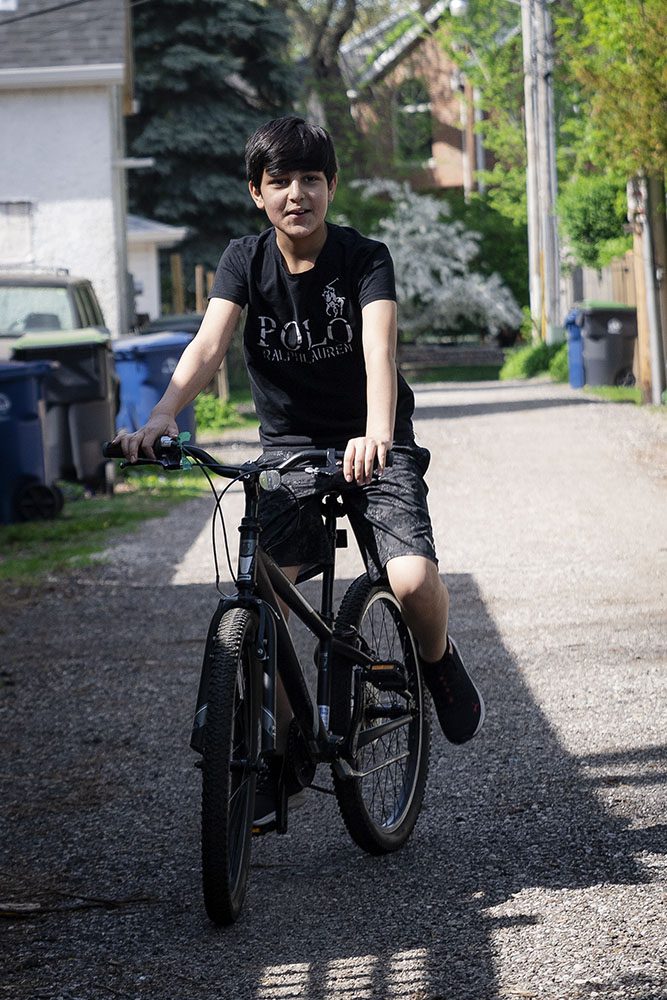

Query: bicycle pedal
[
  {"left": 252, "top": 821, "right": 277, "bottom": 837},
  {"left": 366, "top": 662, "right": 407, "bottom": 690}
]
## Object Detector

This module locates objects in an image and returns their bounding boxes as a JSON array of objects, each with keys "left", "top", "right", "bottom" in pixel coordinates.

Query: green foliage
[
  {"left": 194, "top": 392, "right": 247, "bottom": 431},
  {"left": 328, "top": 178, "right": 392, "bottom": 235},
  {"left": 402, "top": 364, "right": 501, "bottom": 383},
  {"left": 440, "top": 190, "right": 529, "bottom": 308},
  {"left": 554, "top": 0, "right": 667, "bottom": 176},
  {"left": 558, "top": 173, "right": 632, "bottom": 269},
  {"left": 548, "top": 343, "right": 569, "bottom": 383},
  {"left": 500, "top": 341, "right": 562, "bottom": 380},
  {"left": 128, "top": 0, "right": 296, "bottom": 298},
  {"left": 584, "top": 385, "right": 643, "bottom": 405},
  {"left": 435, "top": 3, "right": 529, "bottom": 224},
  {"left": 0, "top": 475, "right": 206, "bottom": 582}
]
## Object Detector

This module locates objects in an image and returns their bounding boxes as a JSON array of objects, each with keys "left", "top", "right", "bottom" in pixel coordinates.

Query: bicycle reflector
[{"left": 259, "top": 469, "right": 282, "bottom": 492}]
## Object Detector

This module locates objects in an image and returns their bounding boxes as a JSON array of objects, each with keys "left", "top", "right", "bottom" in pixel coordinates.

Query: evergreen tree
[{"left": 128, "top": 0, "right": 296, "bottom": 288}]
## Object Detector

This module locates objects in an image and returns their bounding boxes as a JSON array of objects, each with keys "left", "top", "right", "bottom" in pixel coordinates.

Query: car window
[
  {"left": 73, "top": 285, "right": 94, "bottom": 326},
  {"left": 0, "top": 286, "right": 77, "bottom": 336},
  {"left": 85, "top": 283, "right": 105, "bottom": 326}
]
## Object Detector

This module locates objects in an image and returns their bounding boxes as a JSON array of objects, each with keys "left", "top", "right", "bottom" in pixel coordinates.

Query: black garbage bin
[
  {"left": 0, "top": 360, "right": 63, "bottom": 523},
  {"left": 579, "top": 301, "right": 637, "bottom": 387},
  {"left": 12, "top": 330, "right": 117, "bottom": 489}
]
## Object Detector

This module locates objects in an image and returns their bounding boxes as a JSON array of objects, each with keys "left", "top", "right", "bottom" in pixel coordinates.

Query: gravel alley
[{"left": 1, "top": 379, "right": 666, "bottom": 1000}]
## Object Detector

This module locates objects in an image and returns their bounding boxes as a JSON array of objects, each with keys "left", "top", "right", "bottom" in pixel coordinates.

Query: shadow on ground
[{"left": 2, "top": 565, "right": 664, "bottom": 999}]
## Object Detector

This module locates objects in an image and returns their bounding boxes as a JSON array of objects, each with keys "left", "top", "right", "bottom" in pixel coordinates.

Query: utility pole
[
  {"left": 520, "top": 0, "right": 561, "bottom": 344},
  {"left": 628, "top": 177, "right": 667, "bottom": 404}
]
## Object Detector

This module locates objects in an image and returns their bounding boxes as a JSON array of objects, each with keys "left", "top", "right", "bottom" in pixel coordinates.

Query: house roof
[
  {"left": 0, "top": 0, "right": 127, "bottom": 78},
  {"left": 127, "top": 215, "right": 189, "bottom": 249},
  {"left": 340, "top": 1, "right": 446, "bottom": 92}
]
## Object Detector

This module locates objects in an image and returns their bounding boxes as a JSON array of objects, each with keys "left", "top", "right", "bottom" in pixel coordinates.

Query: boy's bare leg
[
  {"left": 386, "top": 554, "right": 484, "bottom": 744},
  {"left": 385, "top": 555, "right": 449, "bottom": 661}
]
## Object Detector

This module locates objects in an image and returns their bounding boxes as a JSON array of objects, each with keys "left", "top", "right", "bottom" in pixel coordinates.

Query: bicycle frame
[{"left": 190, "top": 463, "right": 377, "bottom": 764}]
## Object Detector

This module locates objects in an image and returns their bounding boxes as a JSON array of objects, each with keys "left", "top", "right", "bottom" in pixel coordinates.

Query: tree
[
  {"left": 435, "top": 1, "right": 530, "bottom": 225},
  {"left": 554, "top": 0, "right": 667, "bottom": 177},
  {"left": 558, "top": 173, "right": 631, "bottom": 270},
  {"left": 272, "top": 0, "right": 366, "bottom": 171},
  {"left": 358, "top": 180, "right": 522, "bottom": 338},
  {"left": 128, "top": 0, "right": 296, "bottom": 287}
]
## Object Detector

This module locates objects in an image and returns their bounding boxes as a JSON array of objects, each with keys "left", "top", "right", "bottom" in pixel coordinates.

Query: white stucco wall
[{"left": 0, "top": 85, "right": 126, "bottom": 337}]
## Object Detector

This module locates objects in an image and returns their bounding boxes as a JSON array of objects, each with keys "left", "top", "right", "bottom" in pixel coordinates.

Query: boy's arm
[
  {"left": 114, "top": 297, "right": 242, "bottom": 462},
  {"left": 344, "top": 298, "right": 398, "bottom": 485}
]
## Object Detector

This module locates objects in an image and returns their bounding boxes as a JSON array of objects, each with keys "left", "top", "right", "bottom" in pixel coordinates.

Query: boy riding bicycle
[{"left": 114, "top": 116, "right": 484, "bottom": 816}]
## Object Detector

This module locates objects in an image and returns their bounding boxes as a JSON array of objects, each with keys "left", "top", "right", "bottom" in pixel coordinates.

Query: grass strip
[
  {"left": 404, "top": 364, "right": 502, "bottom": 383},
  {"left": 0, "top": 472, "right": 208, "bottom": 583},
  {"left": 584, "top": 385, "right": 643, "bottom": 404}
]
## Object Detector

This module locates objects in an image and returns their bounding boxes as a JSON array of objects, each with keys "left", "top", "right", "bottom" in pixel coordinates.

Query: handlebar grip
[
  {"left": 102, "top": 436, "right": 182, "bottom": 467},
  {"left": 102, "top": 441, "right": 125, "bottom": 459}
]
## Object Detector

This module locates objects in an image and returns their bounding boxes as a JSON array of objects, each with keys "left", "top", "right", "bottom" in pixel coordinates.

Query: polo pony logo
[{"left": 323, "top": 279, "right": 345, "bottom": 318}]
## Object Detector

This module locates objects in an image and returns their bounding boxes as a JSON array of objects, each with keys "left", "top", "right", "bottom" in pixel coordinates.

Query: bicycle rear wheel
[
  {"left": 332, "top": 574, "right": 431, "bottom": 855},
  {"left": 201, "top": 608, "right": 260, "bottom": 925}
]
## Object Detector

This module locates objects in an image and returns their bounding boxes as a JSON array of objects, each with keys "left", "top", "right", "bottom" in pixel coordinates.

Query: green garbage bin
[
  {"left": 12, "top": 329, "right": 117, "bottom": 489},
  {"left": 579, "top": 301, "right": 637, "bottom": 387}
]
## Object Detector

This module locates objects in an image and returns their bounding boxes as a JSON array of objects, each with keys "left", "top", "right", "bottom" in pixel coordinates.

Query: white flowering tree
[{"left": 358, "top": 180, "right": 522, "bottom": 339}]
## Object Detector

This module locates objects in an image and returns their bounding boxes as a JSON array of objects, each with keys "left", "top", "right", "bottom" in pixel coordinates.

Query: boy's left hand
[{"left": 343, "top": 437, "right": 391, "bottom": 485}]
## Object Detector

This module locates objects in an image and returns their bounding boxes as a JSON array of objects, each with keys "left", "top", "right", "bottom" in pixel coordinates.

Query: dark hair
[{"left": 245, "top": 116, "right": 338, "bottom": 189}]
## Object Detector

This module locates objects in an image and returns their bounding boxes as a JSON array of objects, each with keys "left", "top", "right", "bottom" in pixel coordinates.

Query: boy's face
[{"left": 249, "top": 169, "right": 337, "bottom": 243}]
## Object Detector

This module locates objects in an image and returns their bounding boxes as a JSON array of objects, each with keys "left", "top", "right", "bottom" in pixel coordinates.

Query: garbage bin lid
[
  {"left": 577, "top": 299, "right": 637, "bottom": 313},
  {"left": 0, "top": 358, "right": 56, "bottom": 382},
  {"left": 112, "top": 331, "right": 193, "bottom": 359},
  {"left": 13, "top": 328, "right": 110, "bottom": 350}
]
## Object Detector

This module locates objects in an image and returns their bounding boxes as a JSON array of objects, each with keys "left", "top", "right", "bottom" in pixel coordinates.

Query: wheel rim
[{"left": 355, "top": 592, "right": 423, "bottom": 833}]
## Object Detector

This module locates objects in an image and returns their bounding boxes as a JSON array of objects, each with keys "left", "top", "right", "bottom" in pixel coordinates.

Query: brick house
[{"left": 340, "top": 1, "right": 489, "bottom": 193}]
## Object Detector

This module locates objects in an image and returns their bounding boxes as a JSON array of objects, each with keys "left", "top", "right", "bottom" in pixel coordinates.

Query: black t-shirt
[{"left": 210, "top": 223, "right": 415, "bottom": 448}]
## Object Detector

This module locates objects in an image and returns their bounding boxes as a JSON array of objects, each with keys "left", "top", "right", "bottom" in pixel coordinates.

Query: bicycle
[{"left": 103, "top": 436, "right": 431, "bottom": 925}]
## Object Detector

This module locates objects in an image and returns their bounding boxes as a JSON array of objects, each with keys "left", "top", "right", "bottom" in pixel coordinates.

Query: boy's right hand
[{"left": 111, "top": 411, "right": 179, "bottom": 463}]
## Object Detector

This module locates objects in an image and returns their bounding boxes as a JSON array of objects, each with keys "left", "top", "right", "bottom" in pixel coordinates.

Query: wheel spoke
[{"left": 354, "top": 594, "right": 422, "bottom": 830}]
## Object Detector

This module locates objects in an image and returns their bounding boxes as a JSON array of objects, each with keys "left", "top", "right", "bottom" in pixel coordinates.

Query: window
[
  {"left": 394, "top": 79, "right": 432, "bottom": 164},
  {"left": 0, "top": 286, "right": 76, "bottom": 337}
]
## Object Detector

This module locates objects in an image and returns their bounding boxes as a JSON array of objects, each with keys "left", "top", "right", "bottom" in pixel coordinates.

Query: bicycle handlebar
[{"left": 102, "top": 438, "right": 390, "bottom": 481}]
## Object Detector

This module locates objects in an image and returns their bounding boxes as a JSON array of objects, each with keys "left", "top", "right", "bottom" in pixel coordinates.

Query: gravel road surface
[{"left": 2, "top": 379, "right": 666, "bottom": 1000}]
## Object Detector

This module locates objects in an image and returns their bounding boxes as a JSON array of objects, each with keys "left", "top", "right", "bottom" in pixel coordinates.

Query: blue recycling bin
[
  {"left": 0, "top": 360, "right": 63, "bottom": 523},
  {"left": 565, "top": 308, "right": 585, "bottom": 389},
  {"left": 112, "top": 332, "right": 196, "bottom": 440}
]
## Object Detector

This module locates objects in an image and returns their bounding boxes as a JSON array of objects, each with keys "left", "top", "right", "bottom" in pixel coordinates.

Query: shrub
[
  {"left": 356, "top": 179, "right": 522, "bottom": 339},
  {"left": 548, "top": 343, "right": 569, "bottom": 383},
  {"left": 194, "top": 392, "right": 243, "bottom": 431},
  {"left": 499, "top": 341, "right": 562, "bottom": 380},
  {"left": 558, "top": 173, "right": 631, "bottom": 270}
]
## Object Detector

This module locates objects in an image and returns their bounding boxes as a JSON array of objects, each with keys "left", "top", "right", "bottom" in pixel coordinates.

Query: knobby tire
[{"left": 201, "top": 608, "right": 260, "bottom": 925}]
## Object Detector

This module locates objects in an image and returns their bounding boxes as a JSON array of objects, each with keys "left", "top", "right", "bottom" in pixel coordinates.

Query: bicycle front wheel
[
  {"left": 332, "top": 574, "right": 431, "bottom": 855},
  {"left": 201, "top": 608, "right": 260, "bottom": 925}
]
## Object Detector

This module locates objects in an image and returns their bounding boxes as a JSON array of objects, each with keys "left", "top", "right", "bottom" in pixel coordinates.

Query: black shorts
[{"left": 256, "top": 444, "right": 438, "bottom": 583}]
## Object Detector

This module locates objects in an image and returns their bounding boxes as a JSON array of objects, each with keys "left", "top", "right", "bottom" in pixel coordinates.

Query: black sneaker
[
  {"left": 421, "top": 637, "right": 485, "bottom": 745},
  {"left": 252, "top": 758, "right": 306, "bottom": 832}
]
